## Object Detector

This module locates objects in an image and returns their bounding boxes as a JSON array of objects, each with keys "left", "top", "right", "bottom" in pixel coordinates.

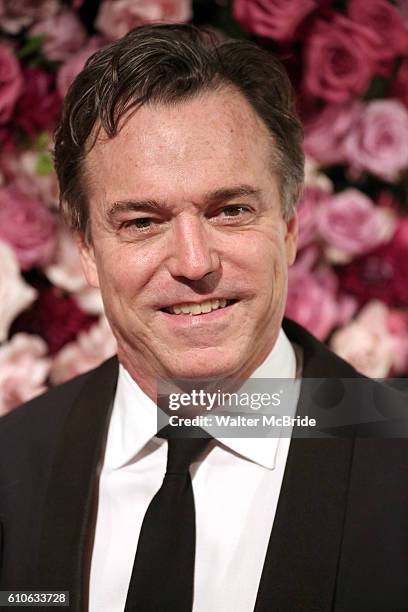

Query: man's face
[{"left": 79, "top": 87, "right": 298, "bottom": 390}]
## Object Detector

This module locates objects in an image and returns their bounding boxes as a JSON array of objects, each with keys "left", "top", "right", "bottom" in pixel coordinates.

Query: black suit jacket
[{"left": 1, "top": 319, "right": 408, "bottom": 611}]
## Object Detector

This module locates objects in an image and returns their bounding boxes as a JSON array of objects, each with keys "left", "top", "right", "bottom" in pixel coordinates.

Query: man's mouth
[{"left": 161, "top": 299, "right": 237, "bottom": 316}]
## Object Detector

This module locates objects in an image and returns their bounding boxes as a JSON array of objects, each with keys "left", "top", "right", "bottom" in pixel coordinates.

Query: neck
[{"left": 117, "top": 330, "right": 282, "bottom": 403}]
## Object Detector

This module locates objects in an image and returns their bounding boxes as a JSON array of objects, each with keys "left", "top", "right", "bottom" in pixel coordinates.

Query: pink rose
[
  {"left": 0, "top": 145, "right": 58, "bottom": 209},
  {"left": 304, "top": 101, "right": 362, "bottom": 165},
  {"left": 304, "top": 157, "right": 334, "bottom": 192},
  {"left": 96, "top": 0, "right": 192, "bottom": 40},
  {"left": 50, "top": 317, "right": 117, "bottom": 385},
  {"left": 57, "top": 36, "right": 105, "bottom": 97},
  {"left": 344, "top": 100, "right": 408, "bottom": 181},
  {"left": 348, "top": 0, "right": 408, "bottom": 62},
  {"left": 317, "top": 189, "right": 395, "bottom": 259},
  {"left": 0, "top": 43, "right": 23, "bottom": 125},
  {"left": 74, "top": 286, "right": 105, "bottom": 315},
  {"left": 233, "top": 0, "right": 316, "bottom": 41},
  {"left": 0, "top": 334, "right": 50, "bottom": 416},
  {"left": 0, "top": 185, "right": 56, "bottom": 270},
  {"left": 304, "top": 15, "right": 377, "bottom": 103},
  {"left": 387, "top": 310, "right": 408, "bottom": 374},
  {"left": 391, "top": 59, "right": 408, "bottom": 108},
  {"left": 330, "top": 301, "right": 394, "bottom": 378},
  {"left": 297, "top": 186, "right": 330, "bottom": 249},
  {"left": 291, "top": 244, "right": 321, "bottom": 275},
  {"left": 44, "top": 227, "right": 87, "bottom": 293},
  {"left": 18, "top": 149, "right": 59, "bottom": 209},
  {"left": 0, "top": 0, "right": 58, "bottom": 33},
  {"left": 30, "top": 8, "right": 87, "bottom": 62},
  {"left": 0, "top": 240, "right": 37, "bottom": 342},
  {"left": 286, "top": 266, "right": 356, "bottom": 340},
  {"left": 44, "top": 227, "right": 104, "bottom": 314}
]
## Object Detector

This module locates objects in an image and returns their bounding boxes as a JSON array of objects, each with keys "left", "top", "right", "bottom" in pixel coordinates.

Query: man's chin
[{"left": 162, "top": 350, "right": 245, "bottom": 381}]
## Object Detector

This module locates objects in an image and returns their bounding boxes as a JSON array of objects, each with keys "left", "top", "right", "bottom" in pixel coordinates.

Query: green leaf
[
  {"left": 36, "top": 152, "right": 53, "bottom": 176},
  {"left": 35, "top": 131, "right": 49, "bottom": 151},
  {"left": 18, "top": 35, "right": 47, "bottom": 60}
]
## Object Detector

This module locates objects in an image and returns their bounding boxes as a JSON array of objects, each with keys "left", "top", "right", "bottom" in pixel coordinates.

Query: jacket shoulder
[{"left": 0, "top": 356, "right": 118, "bottom": 467}]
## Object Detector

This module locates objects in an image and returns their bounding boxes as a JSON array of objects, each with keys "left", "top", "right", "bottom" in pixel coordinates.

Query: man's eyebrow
[
  {"left": 107, "top": 200, "right": 163, "bottom": 220},
  {"left": 106, "top": 185, "right": 262, "bottom": 220},
  {"left": 203, "top": 185, "right": 262, "bottom": 204}
]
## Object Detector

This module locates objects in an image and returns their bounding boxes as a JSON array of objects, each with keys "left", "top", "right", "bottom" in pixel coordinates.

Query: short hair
[{"left": 54, "top": 23, "right": 304, "bottom": 237}]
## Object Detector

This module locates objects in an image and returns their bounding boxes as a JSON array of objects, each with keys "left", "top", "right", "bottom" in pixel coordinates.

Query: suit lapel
[
  {"left": 37, "top": 356, "right": 119, "bottom": 611},
  {"left": 254, "top": 319, "right": 357, "bottom": 612}
]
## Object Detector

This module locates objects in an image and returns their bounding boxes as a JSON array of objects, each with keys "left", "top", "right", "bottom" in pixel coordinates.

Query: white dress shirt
[{"left": 89, "top": 329, "right": 300, "bottom": 612}]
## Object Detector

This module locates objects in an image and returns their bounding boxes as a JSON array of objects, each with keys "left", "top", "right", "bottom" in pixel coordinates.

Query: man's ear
[
  {"left": 75, "top": 232, "right": 100, "bottom": 289},
  {"left": 284, "top": 212, "right": 298, "bottom": 266}
]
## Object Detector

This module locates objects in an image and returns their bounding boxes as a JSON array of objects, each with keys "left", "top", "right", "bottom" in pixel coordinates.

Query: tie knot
[{"left": 158, "top": 425, "right": 211, "bottom": 474}]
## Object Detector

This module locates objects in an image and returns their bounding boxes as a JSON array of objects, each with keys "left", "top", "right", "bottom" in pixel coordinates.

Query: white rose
[
  {"left": 0, "top": 240, "right": 37, "bottom": 342},
  {"left": 0, "top": 333, "right": 50, "bottom": 415}
]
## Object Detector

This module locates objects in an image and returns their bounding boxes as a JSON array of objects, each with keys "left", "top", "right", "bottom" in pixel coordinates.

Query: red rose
[
  {"left": 338, "top": 219, "right": 408, "bottom": 307},
  {"left": 15, "top": 68, "right": 62, "bottom": 136},
  {"left": 391, "top": 59, "right": 408, "bottom": 108},
  {"left": 396, "top": 0, "right": 408, "bottom": 27},
  {"left": 11, "top": 285, "right": 96, "bottom": 354},
  {"left": 348, "top": 0, "right": 408, "bottom": 62},
  {"left": 0, "top": 42, "right": 23, "bottom": 124},
  {"left": 304, "top": 15, "right": 377, "bottom": 102},
  {"left": 0, "top": 126, "right": 14, "bottom": 151},
  {"left": 233, "top": 0, "right": 316, "bottom": 41}
]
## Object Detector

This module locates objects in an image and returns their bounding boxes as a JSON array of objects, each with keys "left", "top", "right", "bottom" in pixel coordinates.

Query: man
[{"left": 0, "top": 24, "right": 408, "bottom": 612}]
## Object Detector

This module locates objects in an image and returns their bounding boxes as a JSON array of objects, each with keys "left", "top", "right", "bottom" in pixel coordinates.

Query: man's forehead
[
  {"left": 87, "top": 87, "right": 273, "bottom": 164},
  {"left": 84, "top": 87, "right": 279, "bottom": 209}
]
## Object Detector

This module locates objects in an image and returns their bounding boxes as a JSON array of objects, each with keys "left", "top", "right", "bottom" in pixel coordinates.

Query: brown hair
[{"left": 54, "top": 23, "right": 304, "bottom": 237}]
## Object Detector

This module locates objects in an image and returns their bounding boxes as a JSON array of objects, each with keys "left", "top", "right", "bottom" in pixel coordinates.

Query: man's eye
[
  {"left": 124, "top": 217, "right": 154, "bottom": 229},
  {"left": 219, "top": 205, "right": 248, "bottom": 217}
]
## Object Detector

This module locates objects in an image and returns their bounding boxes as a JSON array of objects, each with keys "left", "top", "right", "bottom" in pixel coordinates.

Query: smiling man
[
  {"left": 1, "top": 23, "right": 408, "bottom": 612},
  {"left": 80, "top": 85, "right": 298, "bottom": 394}
]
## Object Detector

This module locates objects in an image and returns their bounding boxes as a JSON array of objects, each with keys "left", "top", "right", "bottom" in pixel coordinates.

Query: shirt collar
[
  {"left": 216, "top": 328, "right": 298, "bottom": 469},
  {"left": 105, "top": 366, "right": 159, "bottom": 470},
  {"left": 106, "top": 328, "right": 297, "bottom": 470}
]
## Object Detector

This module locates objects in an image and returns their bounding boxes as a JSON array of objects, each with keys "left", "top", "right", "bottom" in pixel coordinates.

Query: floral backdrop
[{"left": 0, "top": 0, "right": 407, "bottom": 415}]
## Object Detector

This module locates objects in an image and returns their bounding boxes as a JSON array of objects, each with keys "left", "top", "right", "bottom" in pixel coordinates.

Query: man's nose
[{"left": 166, "top": 215, "right": 220, "bottom": 281}]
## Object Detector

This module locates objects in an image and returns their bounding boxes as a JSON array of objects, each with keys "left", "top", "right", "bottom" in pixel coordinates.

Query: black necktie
[{"left": 124, "top": 428, "right": 211, "bottom": 612}]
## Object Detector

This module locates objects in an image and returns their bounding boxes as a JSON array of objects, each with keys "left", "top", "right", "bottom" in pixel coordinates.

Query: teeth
[
  {"left": 168, "top": 299, "right": 230, "bottom": 315},
  {"left": 191, "top": 304, "right": 201, "bottom": 315},
  {"left": 200, "top": 300, "right": 212, "bottom": 314}
]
